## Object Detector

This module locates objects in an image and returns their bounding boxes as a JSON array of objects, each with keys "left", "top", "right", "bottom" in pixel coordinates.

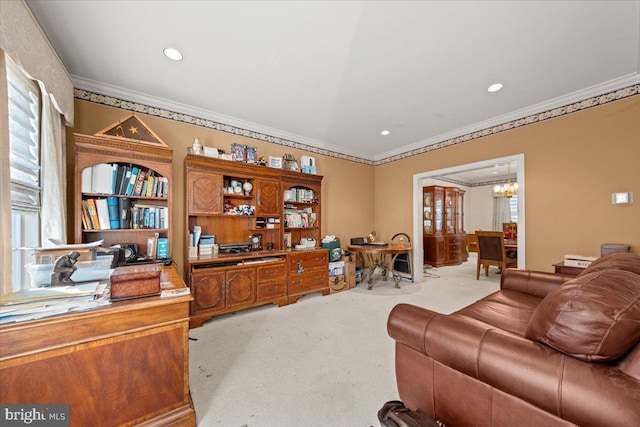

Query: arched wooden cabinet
[{"left": 423, "top": 185, "right": 467, "bottom": 267}]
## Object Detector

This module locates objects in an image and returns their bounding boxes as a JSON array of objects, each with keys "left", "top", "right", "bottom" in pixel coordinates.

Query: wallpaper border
[{"left": 74, "top": 84, "right": 639, "bottom": 167}]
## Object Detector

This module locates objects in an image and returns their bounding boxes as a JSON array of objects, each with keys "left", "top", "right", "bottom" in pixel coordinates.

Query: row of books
[
  {"left": 81, "top": 197, "right": 169, "bottom": 230},
  {"left": 82, "top": 163, "right": 168, "bottom": 198},
  {"left": 284, "top": 188, "right": 315, "bottom": 203},
  {"left": 284, "top": 210, "right": 317, "bottom": 228}
]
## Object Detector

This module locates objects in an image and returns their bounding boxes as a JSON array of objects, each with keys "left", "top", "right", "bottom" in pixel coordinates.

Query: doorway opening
[{"left": 411, "top": 154, "right": 525, "bottom": 283}]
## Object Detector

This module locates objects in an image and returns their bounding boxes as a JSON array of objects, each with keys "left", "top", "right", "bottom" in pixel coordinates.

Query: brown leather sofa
[{"left": 387, "top": 252, "right": 640, "bottom": 426}]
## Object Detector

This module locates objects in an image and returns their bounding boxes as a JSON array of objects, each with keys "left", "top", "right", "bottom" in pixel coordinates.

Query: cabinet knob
[{"left": 297, "top": 260, "right": 304, "bottom": 275}]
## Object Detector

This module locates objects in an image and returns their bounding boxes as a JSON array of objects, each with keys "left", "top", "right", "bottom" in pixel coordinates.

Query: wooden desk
[
  {"left": 0, "top": 265, "right": 196, "bottom": 427},
  {"left": 347, "top": 244, "right": 412, "bottom": 289}
]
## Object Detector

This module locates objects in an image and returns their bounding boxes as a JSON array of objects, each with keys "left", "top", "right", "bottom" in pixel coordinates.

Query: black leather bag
[{"left": 378, "top": 400, "right": 442, "bottom": 427}]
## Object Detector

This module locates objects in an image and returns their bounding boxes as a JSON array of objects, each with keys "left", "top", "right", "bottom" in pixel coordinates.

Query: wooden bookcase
[
  {"left": 423, "top": 185, "right": 467, "bottom": 267},
  {"left": 184, "top": 154, "right": 327, "bottom": 327},
  {"left": 73, "top": 115, "right": 173, "bottom": 260}
]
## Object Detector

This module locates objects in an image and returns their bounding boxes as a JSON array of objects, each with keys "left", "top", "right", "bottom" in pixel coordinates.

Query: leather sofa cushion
[
  {"left": 526, "top": 269, "right": 640, "bottom": 362},
  {"left": 579, "top": 252, "right": 640, "bottom": 277},
  {"left": 455, "top": 290, "right": 542, "bottom": 336}
]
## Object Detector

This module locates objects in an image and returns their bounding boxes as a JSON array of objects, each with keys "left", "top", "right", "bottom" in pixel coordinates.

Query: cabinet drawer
[
  {"left": 289, "top": 270, "right": 328, "bottom": 295},
  {"left": 257, "top": 261, "right": 286, "bottom": 283},
  {"left": 288, "top": 251, "right": 328, "bottom": 271},
  {"left": 257, "top": 281, "right": 286, "bottom": 301}
]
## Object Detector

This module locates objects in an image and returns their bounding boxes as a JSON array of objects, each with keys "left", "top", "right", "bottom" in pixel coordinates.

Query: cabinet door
[
  {"left": 191, "top": 270, "right": 225, "bottom": 314},
  {"left": 255, "top": 179, "right": 280, "bottom": 216},
  {"left": 225, "top": 267, "right": 256, "bottom": 309},
  {"left": 187, "top": 170, "right": 223, "bottom": 214}
]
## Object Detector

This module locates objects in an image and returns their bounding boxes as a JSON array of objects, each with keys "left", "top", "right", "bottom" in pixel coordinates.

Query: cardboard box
[
  {"left": 328, "top": 260, "right": 345, "bottom": 276},
  {"left": 328, "top": 274, "right": 347, "bottom": 294},
  {"left": 110, "top": 263, "right": 161, "bottom": 301},
  {"left": 343, "top": 256, "right": 356, "bottom": 289}
]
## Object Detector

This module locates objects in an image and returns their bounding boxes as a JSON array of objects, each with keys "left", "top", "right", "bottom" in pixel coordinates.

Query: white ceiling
[{"left": 26, "top": 1, "right": 640, "bottom": 163}]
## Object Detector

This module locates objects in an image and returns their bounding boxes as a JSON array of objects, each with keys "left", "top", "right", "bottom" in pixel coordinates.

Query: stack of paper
[{"left": 0, "top": 282, "right": 110, "bottom": 325}]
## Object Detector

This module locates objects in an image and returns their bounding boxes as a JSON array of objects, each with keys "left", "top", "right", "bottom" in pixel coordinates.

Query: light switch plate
[{"left": 611, "top": 192, "right": 633, "bottom": 205}]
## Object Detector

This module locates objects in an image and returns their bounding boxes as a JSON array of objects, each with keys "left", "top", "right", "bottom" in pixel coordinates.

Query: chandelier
[{"left": 494, "top": 164, "right": 518, "bottom": 198}]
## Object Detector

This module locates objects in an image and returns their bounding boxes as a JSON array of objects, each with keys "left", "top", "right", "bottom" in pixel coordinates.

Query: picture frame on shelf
[
  {"left": 269, "top": 156, "right": 282, "bottom": 168},
  {"left": 283, "top": 232, "right": 292, "bottom": 248}
]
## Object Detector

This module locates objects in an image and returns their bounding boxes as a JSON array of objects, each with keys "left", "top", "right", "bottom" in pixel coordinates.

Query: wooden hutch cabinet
[
  {"left": 423, "top": 185, "right": 467, "bottom": 267},
  {"left": 184, "top": 154, "right": 328, "bottom": 328},
  {"left": 74, "top": 115, "right": 173, "bottom": 259}
]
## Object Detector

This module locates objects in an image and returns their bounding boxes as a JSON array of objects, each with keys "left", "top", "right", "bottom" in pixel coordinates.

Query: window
[
  {"left": 6, "top": 55, "right": 42, "bottom": 291},
  {"left": 509, "top": 195, "right": 518, "bottom": 222}
]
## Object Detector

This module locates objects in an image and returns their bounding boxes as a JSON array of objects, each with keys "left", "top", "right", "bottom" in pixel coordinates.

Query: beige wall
[
  {"left": 69, "top": 95, "right": 639, "bottom": 276},
  {"left": 374, "top": 95, "right": 640, "bottom": 271},
  {"left": 67, "top": 100, "right": 375, "bottom": 277}
]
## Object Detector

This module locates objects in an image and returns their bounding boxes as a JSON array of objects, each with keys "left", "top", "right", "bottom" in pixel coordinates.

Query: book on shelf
[
  {"left": 86, "top": 199, "right": 100, "bottom": 230},
  {"left": 156, "top": 237, "right": 169, "bottom": 259},
  {"left": 94, "top": 198, "right": 111, "bottom": 230},
  {"left": 132, "top": 168, "right": 147, "bottom": 196},
  {"left": 106, "top": 196, "right": 120, "bottom": 229},
  {"left": 144, "top": 174, "right": 153, "bottom": 197}
]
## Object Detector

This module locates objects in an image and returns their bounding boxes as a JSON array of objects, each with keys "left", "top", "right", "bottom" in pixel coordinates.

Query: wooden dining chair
[{"left": 475, "top": 230, "right": 517, "bottom": 280}]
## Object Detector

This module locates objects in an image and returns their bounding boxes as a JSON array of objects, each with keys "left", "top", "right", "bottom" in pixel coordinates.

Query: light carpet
[{"left": 189, "top": 253, "right": 500, "bottom": 426}]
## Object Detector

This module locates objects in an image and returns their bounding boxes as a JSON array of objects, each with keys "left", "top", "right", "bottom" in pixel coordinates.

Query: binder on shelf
[
  {"left": 92, "top": 163, "right": 115, "bottom": 195},
  {"left": 113, "top": 165, "right": 126, "bottom": 195},
  {"left": 106, "top": 196, "right": 120, "bottom": 229},
  {"left": 118, "top": 166, "right": 130, "bottom": 195},
  {"left": 95, "top": 198, "right": 111, "bottom": 230},
  {"left": 86, "top": 199, "right": 100, "bottom": 230},
  {"left": 125, "top": 166, "right": 139, "bottom": 196},
  {"left": 119, "top": 197, "right": 131, "bottom": 229},
  {"left": 81, "top": 167, "right": 92, "bottom": 193},
  {"left": 81, "top": 200, "right": 93, "bottom": 229}
]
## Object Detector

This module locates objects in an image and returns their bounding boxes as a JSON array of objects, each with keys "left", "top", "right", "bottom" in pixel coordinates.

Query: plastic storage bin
[{"left": 26, "top": 257, "right": 113, "bottom": 287}]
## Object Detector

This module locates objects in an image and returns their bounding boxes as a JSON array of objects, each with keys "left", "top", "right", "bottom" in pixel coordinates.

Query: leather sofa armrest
[
  {"left": 500, "top": 269, "right": 573, "bottom": 298},
  {"left": 387, "top": 303, "right": 438, "bottom": 354}
]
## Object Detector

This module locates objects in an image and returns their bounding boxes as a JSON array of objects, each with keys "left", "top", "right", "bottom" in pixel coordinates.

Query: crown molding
[
  {"left": 374, "top": 73, "right": 640, "bottom": 163},
  {"left": 73, "top": 74, "right": 640, "bottom": 167},
  {"left": 72, "top": 76, "right": 373, "bottom": 164}
]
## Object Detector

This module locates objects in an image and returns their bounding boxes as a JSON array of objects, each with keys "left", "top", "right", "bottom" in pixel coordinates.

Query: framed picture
[
  {"left": 269, "top": 156, "right": 282, "bottom": 168},
  {"left": 283, "top": 232, "right": 292, "bottom": 248}
]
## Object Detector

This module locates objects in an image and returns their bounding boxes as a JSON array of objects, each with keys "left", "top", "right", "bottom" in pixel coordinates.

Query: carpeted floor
[{"left": 189, "top": 253, "right": 500, "bottom": 426}]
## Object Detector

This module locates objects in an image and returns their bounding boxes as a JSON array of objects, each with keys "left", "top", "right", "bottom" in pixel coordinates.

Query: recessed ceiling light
[
  {"left": 381, "top": 130, "right": 391, "bottom": 136},
  {"left": 487, "top": 83, "right": 503, "bottom": 93},
  {"left": 163, "top": 47, "right": 183, "bottom": 61}
]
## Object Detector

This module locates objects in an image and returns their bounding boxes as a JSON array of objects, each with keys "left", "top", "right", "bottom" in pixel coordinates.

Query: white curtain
[
  {"left": 0, "top": 52, "right": 11, "bottom": 295},
  {"left": 40, "top": 92, "right": 67, "bottom": 246},
  {"left": 492, "top": 196, "right": 511, "bottom": 231}
]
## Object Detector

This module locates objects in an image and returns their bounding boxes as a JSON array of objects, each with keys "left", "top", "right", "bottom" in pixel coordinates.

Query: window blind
[{"left": 6, "top": 57, "right": 41, "bottom": 213}]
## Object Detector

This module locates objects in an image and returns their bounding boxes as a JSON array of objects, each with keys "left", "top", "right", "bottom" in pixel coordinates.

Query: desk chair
[
  {"left": 475, "top": 230, "right": 517, "bottom": 280},
  {"left": 391, "top": 232, "right": 413, "bottom": 282}
]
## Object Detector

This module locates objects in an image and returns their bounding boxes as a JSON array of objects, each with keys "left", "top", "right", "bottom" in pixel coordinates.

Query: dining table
[{"left": 347, "top": 243, "right": 412, "bottom": 289}]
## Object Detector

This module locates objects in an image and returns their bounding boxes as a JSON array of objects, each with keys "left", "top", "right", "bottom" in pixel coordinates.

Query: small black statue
[{"left": 51, "top": 251, "right": 80, "bottom": 286}]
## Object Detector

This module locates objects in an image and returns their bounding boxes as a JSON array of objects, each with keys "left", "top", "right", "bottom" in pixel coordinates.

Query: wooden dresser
[{"left": 0, "top": 266, "right": 195, "bottom": 427}]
